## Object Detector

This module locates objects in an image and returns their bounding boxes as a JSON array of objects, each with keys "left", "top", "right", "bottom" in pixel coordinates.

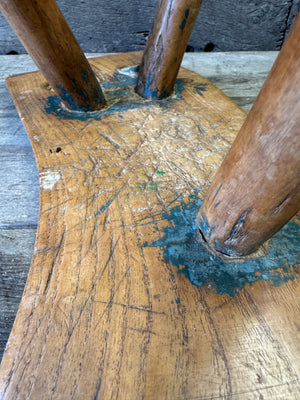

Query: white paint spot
[
  {"left": 118, "top": 66, "right": 138, "bottom": 78},
  {"left": 130, "top": 206, "right": 150, "bottom": 213},
  {"left": 33, "top": 135, "right": 40, "bottom": 142},
  {"left": 266, "top": 164, "right": 277, "bottom": 180},
  {"left": 39, "top": 171, "right": 61, "bottom": 190},
  {"left": 230, "top": 178, "right": 237, "bottom": 188},
  {"left": 5, "top": 335, "right": 15, "bottom": 350}
]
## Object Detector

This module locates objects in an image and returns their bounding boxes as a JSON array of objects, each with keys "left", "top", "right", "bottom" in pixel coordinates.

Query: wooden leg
[
  {"left": 136, "top": 0, "right": 202, "bottom": 99},
  {"left": 0, "top": 0, "right": 105, "bottom": 111},
  {"left": 197, "top": 13, "right": 300, "bottom": 260}
]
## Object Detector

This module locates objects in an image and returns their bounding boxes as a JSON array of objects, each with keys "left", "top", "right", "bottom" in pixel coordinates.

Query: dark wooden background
[{"left": 0, "top": 0, "right": 299, "bottom": 54}]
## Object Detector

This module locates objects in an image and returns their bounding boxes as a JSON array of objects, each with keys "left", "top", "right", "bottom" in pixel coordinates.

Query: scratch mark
[
  {"left": 98, "top": 131, "right": 121, "bottom": 148},
  {"left": 212, "top": 184, "right": 222, "bottom": 201},
  {"left": 94, "top": 301, "right": 166, "bottom": 315},
  {"left": 95, "top": 187, "right": 124, "bottom": 217},
  {"left": 43, "top": 232, "right": 65, "bottom": 295},
  {"left": 95, "top": 199, "right": 113, "bottom": 216}
]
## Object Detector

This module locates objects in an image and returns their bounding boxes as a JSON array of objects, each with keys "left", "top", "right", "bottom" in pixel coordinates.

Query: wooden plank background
[
  {"left": 0, "top": 51, "right": 279, "bottom": 363},
  {"left": 0, "top": 0, "right": 299, "bottom": 55}
]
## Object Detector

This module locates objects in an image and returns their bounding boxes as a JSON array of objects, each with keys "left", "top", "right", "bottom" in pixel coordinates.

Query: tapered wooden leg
[
  {"left": 197, "top": 13, "right": 300, "bottom": 260},
  {"left": 0, "top": 0, "right": 105, "bottom": 111},
  {"left": 136, "top": 0, "right": 202, "bottom": 99}
]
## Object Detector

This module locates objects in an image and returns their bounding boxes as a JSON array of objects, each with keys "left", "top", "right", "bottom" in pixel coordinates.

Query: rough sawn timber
[{"left": 0, "top": 52, "right": 299, "bottom": 399}]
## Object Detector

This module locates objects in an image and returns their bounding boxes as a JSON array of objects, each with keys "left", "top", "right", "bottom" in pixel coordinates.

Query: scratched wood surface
[
  {"left": 0, "top": 51, "right": 300, "bottom": 399},
  {"left": 2, "top": 51, "right": 276, "bottom": 362}
]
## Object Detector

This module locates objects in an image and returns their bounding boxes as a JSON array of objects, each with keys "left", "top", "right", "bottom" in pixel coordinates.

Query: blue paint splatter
[
  {"left": 45, "top": 67, "right": 207, "bottom": 120},
  {"left": 198, "top": 213, "right": 215, "bottom": 240},
  {"left": 81, "top": 70, "right": 90, "bottom": 84},
  {"left": 179, "top": 9, "right": 190, "bottom": 31},
  {"left": 194, "top": 83, "right": 208, "bottom": 97},
  {"left": 212, "top": 184, "right": 222, "bottom": 200},
  {"left": 55, "top": 84, "right": 87, "bottom": 112},
  {"left": 142, "top": 71, "right": 172, "bottom": 99},
  {"left": 95, "top": 198, "right": 113, "bottom": 216},
  {"left": 144, "top": 191, "right": 300, "bottom": 297},
  {"left": 142, "top": 72, "right": 159, "bottom": 99},
  {"left": 54, "top": 70, "right": 106, "bottom": 112}
]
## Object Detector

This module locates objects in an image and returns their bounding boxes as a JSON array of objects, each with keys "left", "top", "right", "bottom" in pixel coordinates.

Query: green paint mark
[
  {"left": 148, "top": 183, "right": 158, "bottom": 190},
  {"left": 179, "top": 8, "right": 190, "bottom": 31},
  {"left": 136, "top": 183, "right": 158, "bottom": 191},
  {"left": 156, "top": 170, "right": 165, "bottom": 176}
]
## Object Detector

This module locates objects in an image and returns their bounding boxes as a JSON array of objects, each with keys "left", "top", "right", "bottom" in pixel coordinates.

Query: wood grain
[
  {"left": 0, "top": 52, "right": 299, "bottom": 399},
  {"left": 0, "top": 0, "right": 105, "bottom": 111},
  {"left": 1, "top": 51, "right": 280, "bottom": 369},
  {"left": 197, "top": 13, "right": 300, "bottom": 259},
  {"left": 136, "top": 0, "right": 202, "bottom": 99},
  {"left": 0, "top": 0, "right": 299, "bottom": 54}
]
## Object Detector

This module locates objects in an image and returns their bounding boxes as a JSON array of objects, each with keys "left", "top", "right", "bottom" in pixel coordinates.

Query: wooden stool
[{"left": 0, "top": 1, "right": 299, "bottom": 399}]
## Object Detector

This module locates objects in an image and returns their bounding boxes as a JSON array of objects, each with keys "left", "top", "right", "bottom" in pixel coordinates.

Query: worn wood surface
[
  {"left": 0, "top": 0, "right": 105, "bottom": 111},
  {"left": 0, "top": 0, "right": 299, "bottom": 54},
  {"left": 0, "top": 49, "right": 278, "bottom": 363},
  {"left": 198, "top": 14, "right": 300, "bottom": 259},
  {"left": 1, "top": 52, "right": 299, "bottom": 400},
  {"left": 0, "top": 50, "right": 246, "bottom": 399},
  {"left": 137, "top": 0, "right": 202, "bottom": 99}
]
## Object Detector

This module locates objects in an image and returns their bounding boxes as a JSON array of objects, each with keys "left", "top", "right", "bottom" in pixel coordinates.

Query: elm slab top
[{"left": 0, "top": 52, "right": 279, "bottom": 361}]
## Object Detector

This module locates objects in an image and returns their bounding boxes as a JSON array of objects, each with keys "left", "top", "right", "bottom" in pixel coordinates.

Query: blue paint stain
[
  {"left": 212, "top": 184, "right": 222, "bottom": 201},
  {"left": 45, "top": 65, "right": 208, "bottom": 120},
  {"left": 95, "top": 199, "right": 113, "bottom": 216},
  {"left": 198, "top": 213, "right": 215, "bottom": 240},
  {"left": 54, "top": 70, "right": 106, "bottom": 112},
  {"left": 179, "top": 9, "right": 190, "bottom": 31},
  {"left": 81, "top": 70, "right": 90, "bottom": 84},
  {"left": 194, "top": 83, "right": 208, "bottom": 97},
  {"left": 142, "top": 72, "right": 159, "bottom": 99},
  {"left": 214, "top": 240, "right": 237, "bottom": 257},
  {"left": 55, "top": 84, "right": 84, "bottom": 112},
  {"left": 142, "top": 73, "right": 171, "bottom": 99},
  {"left": 214, "top": 201, "right": 221, "bottom": 208},
  {"left": 143, "top": 191, "right": 300, "bottom": 297}
]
